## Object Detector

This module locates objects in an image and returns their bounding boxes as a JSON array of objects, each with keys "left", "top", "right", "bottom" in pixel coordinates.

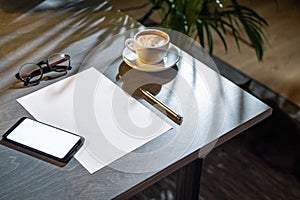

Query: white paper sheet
[{"left": 17, "top": 67, "right": 172, "bottom": 173}]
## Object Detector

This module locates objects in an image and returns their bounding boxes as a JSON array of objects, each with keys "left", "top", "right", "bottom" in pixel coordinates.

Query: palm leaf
[
  {"left": 209, "top": 22, "right": 228, "bottom": 52},
  {"left": 196, "top": 19, "right": 205, "bottom": 48},
  {"left": 204, "top": 20, "right": 213, "bottom": 54},
  {"left": 145, "top": 0, "right": 270, "bottom": 60}
]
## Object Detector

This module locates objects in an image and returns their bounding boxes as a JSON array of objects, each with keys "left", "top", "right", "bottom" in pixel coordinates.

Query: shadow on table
[
  {"left": 0, "top": 0, "right": 139, "bottom": 102},
  {"left": 0, "top": 139, "right": 68, "bottom": 167}
]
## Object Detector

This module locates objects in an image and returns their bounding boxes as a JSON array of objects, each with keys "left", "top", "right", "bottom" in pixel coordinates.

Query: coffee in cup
[
  {"left": 125, "top": 29, "right": 170, "bottom": 64},
  {"left": 137, "top": 34, "right": 167, "bottom": 47}
]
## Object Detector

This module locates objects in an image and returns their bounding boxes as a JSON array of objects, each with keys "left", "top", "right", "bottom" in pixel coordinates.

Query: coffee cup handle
[{"left": 125, "top": 38, "right": 136, "bottom": 53}]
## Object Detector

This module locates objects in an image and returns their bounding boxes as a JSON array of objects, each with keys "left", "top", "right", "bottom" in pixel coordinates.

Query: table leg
[{"left": 175, "top": 158, "right": 203, "bottom": 200}]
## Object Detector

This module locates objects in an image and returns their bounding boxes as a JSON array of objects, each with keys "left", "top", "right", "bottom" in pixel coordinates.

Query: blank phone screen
[{"left": 6, "top": 118, "right": 81, "bottom": 159}]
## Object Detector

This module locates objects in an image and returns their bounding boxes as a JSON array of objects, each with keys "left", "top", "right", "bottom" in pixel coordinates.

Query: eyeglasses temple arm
[{"left": 49, "top": 54, "right": 70, "bottom": 67}]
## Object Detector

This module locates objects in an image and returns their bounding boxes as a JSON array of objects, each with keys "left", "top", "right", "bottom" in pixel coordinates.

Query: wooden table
[{"left": 0, "top": 1, "right": 272, "bottom": 199}]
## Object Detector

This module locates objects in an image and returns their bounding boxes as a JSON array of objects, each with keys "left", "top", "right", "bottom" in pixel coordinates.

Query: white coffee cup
[{"left": 125, "top": 29, "right": 170, "bottom": 64}]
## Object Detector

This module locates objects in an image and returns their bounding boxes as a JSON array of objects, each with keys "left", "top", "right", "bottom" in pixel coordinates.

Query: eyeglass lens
[
  {"left": 48, "top": 53, "right": 70, "bottom": 72},
  {"left": 18, "top": 63, "right": 43, "bottom": 84}
]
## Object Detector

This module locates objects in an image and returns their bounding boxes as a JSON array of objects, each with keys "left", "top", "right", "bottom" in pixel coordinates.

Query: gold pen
[{"left": 139, "top": 88, "right": 183, "bottom": 125}]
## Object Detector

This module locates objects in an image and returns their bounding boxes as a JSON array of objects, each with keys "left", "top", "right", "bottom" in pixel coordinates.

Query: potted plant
[{"left": 139, "top": 0, "right": 270, "bottom": 60}]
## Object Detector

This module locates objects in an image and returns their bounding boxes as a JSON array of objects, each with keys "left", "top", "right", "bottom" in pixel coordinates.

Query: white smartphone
[{"left": 2, "top": 117, "right": 84, "bottom": 163}]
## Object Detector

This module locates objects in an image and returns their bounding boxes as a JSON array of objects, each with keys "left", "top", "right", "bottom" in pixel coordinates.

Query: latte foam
[{"left": 137, "top": 34, "right": 167, "bottom": 47}]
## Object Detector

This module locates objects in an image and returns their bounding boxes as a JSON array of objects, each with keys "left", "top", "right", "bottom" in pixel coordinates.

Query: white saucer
[{"left": 122, "top": 45, "right": 180, "bottom": 72}]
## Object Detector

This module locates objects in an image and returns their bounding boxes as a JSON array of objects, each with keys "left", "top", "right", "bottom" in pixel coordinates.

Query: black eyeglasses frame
[{"left": 15, "top": 54, "right": 71, "bottom": 86}]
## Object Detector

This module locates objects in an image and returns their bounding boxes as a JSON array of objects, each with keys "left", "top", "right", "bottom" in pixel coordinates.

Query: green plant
[{"left": 141, "top": 0, "right": 269, "bottom": 60}]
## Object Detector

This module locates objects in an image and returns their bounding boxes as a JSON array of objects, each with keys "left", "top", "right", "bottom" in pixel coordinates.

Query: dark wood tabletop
[{"left": 0, "top": 1, "right": 272, "bottom": 199}]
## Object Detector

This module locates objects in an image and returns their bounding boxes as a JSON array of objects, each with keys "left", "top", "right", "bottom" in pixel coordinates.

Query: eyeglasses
[{"left": 15, "top": 53, "right": 72, "bottom": 86}]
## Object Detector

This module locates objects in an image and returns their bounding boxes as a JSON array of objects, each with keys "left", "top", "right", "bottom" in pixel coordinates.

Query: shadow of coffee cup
[{"left": 116, "top": 61, "right": 178, "bottom": 98}]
